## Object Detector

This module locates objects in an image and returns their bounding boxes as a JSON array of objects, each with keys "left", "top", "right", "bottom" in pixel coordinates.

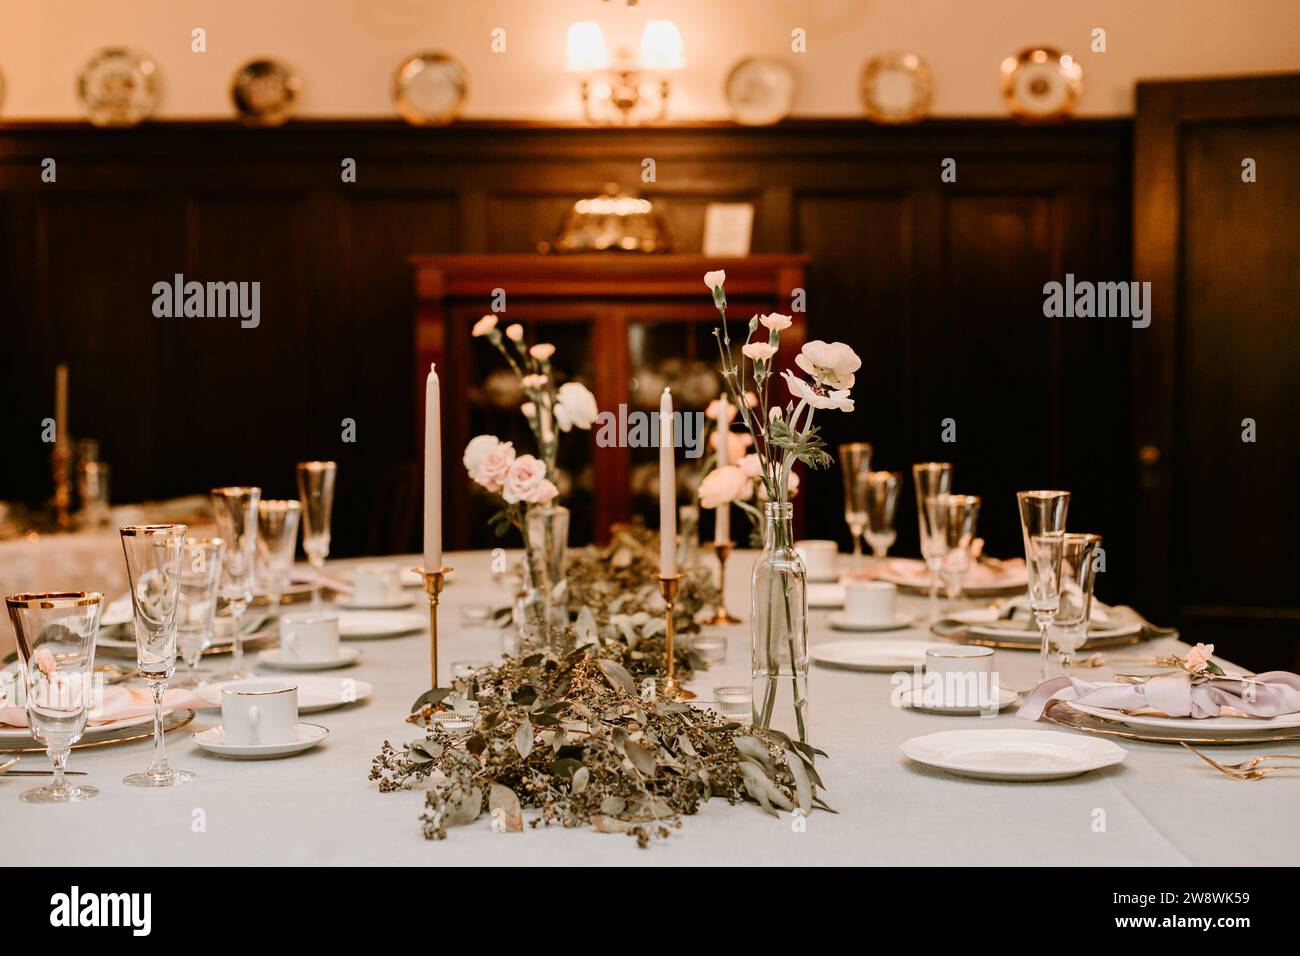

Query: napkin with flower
[
  {"left": 0, "top": 684, "right": 213, "bottom": 729},
  {"left": 1018, "top": 643, "right": 1300, "bottom": 721}
]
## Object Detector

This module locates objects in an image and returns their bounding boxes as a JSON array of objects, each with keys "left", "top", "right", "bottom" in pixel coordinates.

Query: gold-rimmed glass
[
  {"left": 119, "top": 524, "right": 194, "bottom": 788},
  {"left": 174, "top": 534, "right": 225, "bottom": 688},
  {"left": 1017, "top": 490, "right": 1071, "bottom": 682},
  {"left": 838, "top": 443, "right": 873, "bottom": 558},
  {"left": 912, "top": 462, "right": 953, "bottom": 621},
  {"left": 296, "top": 461, "right": 337, "bottom": 608},
  {"left": 4, "top": 591, "right": 103, "bottom": 802},
  {"left": 257, "top": 499, "right": 301, "bottom": 612},
  {"left": 1052, "top": 532, "right": 1103, "bottom": 672},
  {"left": 935, "top": 493, "right": 981, "bottom": 605},
  {"left": 862, "top": 470, "right": 901, "bottom": 558},
  {"left": 210, "top": 487, "right": 260, "bottom": 679}
]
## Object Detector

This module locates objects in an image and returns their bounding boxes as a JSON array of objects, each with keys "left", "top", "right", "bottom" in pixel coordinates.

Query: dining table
[{"left": 4, "top": 548, "right": 1297, "bottom": 866}]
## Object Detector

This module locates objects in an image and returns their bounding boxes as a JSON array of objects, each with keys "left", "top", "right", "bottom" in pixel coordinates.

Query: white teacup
[
  {"left": 353, "top": 564, "right": 402, "bottom": 605},
  {"left": 843, "top": 580, "right": 896, "bottom": 623},
  {"left": 795, "top": 540, "right": 838, "bottom": 581},
  {"left": 220, "top": 680, "right": 298, "bottom": 746},
  {"left": 924, "top": 645, "right": 995, "bottom": 709},
  {"left": 279, "top": 612, "right": 340, "bottom": 663}
]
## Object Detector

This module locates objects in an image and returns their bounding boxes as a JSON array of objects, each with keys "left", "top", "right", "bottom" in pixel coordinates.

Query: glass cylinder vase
[
  {"left": 513, "top": 504, "right": 570, "bottom": 650},
  {"left": 751, "top": 501, "right": 810, "bottom": 743}
]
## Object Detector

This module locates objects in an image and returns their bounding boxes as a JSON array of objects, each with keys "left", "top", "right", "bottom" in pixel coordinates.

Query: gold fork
[{"left": 1180, "top": 742, "right": 1300, "bottom": 780}]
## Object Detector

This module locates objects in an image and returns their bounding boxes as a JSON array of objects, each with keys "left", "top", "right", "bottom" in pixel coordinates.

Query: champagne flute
[
  {"left": 257, "top": 499, "right": 301, "bottom": 614},
  {"left": 1017, "top": 490, "right": 1071, "bottom": 682},
  {"left": 296, "top": 461, "right": 337, "bottom": 608},
  {"left": 912, "top": 462, "right": 953, "bottom": 621},
  {"left": 1052, "top": 533, "right": 1103, "bottom": 673},
  {"left": 838, "top": 443, "right": 873, "bottom": 558},
  {"left": 211, "top": 487, "right": 260, "bottom": 679},
  {"left": 4, "top": 591, "right": 103, "bottom": 802},
  {"left": 173, "top": 535, "right": 224, "bottom": 688},
  {"left": 120, "top": 524, "right": 194, "bottom": 787},
  {"left": 862, "top": 470, "right": 901, "bottom": 558},
  {"left": 936, "top": 493, "right": 981, "bottom": 606}
]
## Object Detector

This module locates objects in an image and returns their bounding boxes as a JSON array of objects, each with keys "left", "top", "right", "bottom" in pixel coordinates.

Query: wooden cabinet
[{"left": 412, "top": 254, "right": 807, "bottom": 548}]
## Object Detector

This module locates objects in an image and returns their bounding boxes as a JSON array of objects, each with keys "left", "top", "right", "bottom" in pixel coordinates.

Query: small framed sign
[{"left": 703, "top": 203, "right": 755, "bottom": 257}]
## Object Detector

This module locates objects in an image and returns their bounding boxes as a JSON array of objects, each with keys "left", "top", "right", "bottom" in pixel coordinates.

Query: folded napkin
[
  {"left": 949, "top": 596, "right": 1110, "bottom": 626},
  {"left": 847, "top": 557, "right": 1026, "bottom": 587},
  {"left": 1018, "top": 672, "right": 1300, "bottom": 722},
  {"left": 0, "top": 685, "right": 213, "bottom": 729}
]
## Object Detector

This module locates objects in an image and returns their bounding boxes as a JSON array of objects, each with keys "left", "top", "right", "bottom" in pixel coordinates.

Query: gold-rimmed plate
[
  {"left": 724, "top": 58, "right": 796, "bottom": 127},
  {"left": 231, "top": 58, "right": 301, "bottom": 127},
  {"left": 1043, "top": 700, "right": 1300, "bottom": 746},
  {"left": 0, "top": 709, "right": 195, "bottom": 753},
  {"left": 393, "top": 52, "right": 468, "bottom": 126},
  {"left": 860, "top": 51, "right": 932, "bottom": 124},
  {"left": 78, "top": 47, "right": 159, "bottom": 127},
  {"left": 932, "top": 620, "right": 1153, "bottom": 651},
  {"left": 1000, "top": 47, "right": 1082, "bottom": 121}
]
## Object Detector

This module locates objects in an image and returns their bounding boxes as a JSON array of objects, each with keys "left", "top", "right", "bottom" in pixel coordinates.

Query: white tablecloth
[{"left": 4, "top": 550, "right": 1298, "bottom": 866}]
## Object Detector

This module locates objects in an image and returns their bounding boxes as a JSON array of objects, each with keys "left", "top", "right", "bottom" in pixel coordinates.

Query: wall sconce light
[{"left": 566, "top": 19, "right": 684, "bottom": 125}]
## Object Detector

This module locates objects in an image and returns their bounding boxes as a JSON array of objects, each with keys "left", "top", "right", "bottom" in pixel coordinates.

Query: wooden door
[{"left": 1133, "top": 74, "right": 1300, "bottom": 671}]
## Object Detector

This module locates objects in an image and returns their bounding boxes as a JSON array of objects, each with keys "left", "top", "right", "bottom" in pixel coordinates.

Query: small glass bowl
[
  {"left": 691, "top": 635, "right": 727, "bottom": 664},
  {"left": 713, "top": 686, "right": 752, "bottom": 725}
]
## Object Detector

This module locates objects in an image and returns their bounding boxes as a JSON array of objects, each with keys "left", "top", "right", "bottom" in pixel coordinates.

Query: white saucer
[
  {"left": 811, "top": 639, "right": 930, "bottom": 672},
  {"left": 900, "top": 729, "right": 1125, "bottom": 781},
  {"left": 334, "top": 596, "right": 416, "bottom": 611},
  {"left": 902, "top": 686, "right": 1020, "bottom": 715},
  {"left": 337, "top": 610, "right": 425, "bottom": 639},
  {"left": 827, "top": 611, "right": 913, "bottom": 633},
  {"left": 259, "top": 647, "right": 362, "bottom": 671},
  {"left": 192, "top": 722, "right": 329, "bottom": 759}
]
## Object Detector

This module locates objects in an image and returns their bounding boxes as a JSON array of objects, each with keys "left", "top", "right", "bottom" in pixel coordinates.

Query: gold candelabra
[
  {"left": 704, "top": 540, "right": 741, "bottom": 625},
  {"left": 657, "top": 574, "right": 695, "bottom": 701},
  {"left": 414, "top": 566, "right": 452, "bottom": 689}
]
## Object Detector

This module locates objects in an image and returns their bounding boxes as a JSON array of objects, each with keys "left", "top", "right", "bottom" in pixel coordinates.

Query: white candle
[
  {"left": 714, "top": 392, "right": 731, "bottom": 544},
  {"left": 55, "top": 363, "right": 68, "bottom": 447},
  {"left": 659, "top": 387, "right": 676, "bottom": 578},
  {"left": 423, "top": 363, "right": 442, "bottom": 572}
]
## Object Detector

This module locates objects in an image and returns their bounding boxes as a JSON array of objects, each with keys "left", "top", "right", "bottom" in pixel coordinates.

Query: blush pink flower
[
  {"left": 464, "top": 435, "right": 516, "bottom": 493},
  {"left": 32, "top": 647, "right": 57, "bottom": 677},
  {"left": 699, "top": 465, "right": 748, "bottom": 509},
  {"left": 502, "top": 455, "right": 557, "bottom": 505},
  {"left": 742, "top": 342, "right": 777, "bottom": 362},
  {"left": 1185, "top": 643, "right": 1215, "bottom": 674},
  {"left": 760, "top": 313, "right": 793, "bottom": 332},
  {"left": 472, "top": 315, "right": 498, "bottom": 337}
]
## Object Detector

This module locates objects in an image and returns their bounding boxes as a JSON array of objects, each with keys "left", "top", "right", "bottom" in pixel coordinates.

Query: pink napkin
[
  {"left": 1018, "top": 672, "right": 1300, "bottom": 722},
  {"left": 846, "top": 557, "right": 1026, "bottom": 587},
  {"left": 0, "top": 685, "right": 213, "bottom": 729}
]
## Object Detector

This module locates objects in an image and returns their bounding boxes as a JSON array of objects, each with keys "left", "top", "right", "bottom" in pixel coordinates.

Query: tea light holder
[
  {"left": 714, "top": 686, "right": 752, "bottom": 725},
  {"left": 657, "top": 574, "right": 695, "bottom": 701},
  {"left": 691, "top": 634, "right": 727, "bottom": 665},
  {"left": 704, "top": 540, "right": 741, "bottom": 625},
  {"left": 413, "top": 566, "right": 453, "bottom": 689}
]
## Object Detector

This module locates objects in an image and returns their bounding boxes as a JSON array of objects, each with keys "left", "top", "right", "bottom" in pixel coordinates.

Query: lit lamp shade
[
  {"left": 639, "top": 20, "right": 685, "bottom": 70},
  {"left": 566, "top": 21, "right": 611, "bottom": 72}
]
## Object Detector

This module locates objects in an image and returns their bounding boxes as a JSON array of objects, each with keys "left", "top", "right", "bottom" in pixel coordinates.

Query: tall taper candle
[
  {"left": 54, "top": 363, "right": 68, "bottom": 447},
  {"left": 714, "top": 392, "right": 731, "bottom": 544},
  {"left": 423, "top": 363, "right": 442, "bottom": 572},
  {"left": 659, "top": 387, "right": 677, "bottom": 577}
]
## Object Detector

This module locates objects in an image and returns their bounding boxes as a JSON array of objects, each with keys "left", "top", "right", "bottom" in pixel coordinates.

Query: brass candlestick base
[
  {"left": 704, "top": 540, "right": 741, "bottom": 625},
  {"left": 657, "top": 574, "right": 695, "bottom": 701},
  {"left": 414, "top": 566, "right": 452, "bottom": 690}
]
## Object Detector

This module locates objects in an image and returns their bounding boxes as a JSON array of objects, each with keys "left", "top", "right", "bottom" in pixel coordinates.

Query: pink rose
[
  {"left": 1185, "top": 643, "right": 1215, "bottom": 674},
  {"left": 464, "top": 435, "right": 516, "bottom": 493},
  {"left": 32, "top": 647, "right": 57, "bottom": 677},
  {"left": 503, "top": 455, "right": 556, "bottom": 505},
  {"left": 699, "top": 465, "right": 748, "bottom": 509}
]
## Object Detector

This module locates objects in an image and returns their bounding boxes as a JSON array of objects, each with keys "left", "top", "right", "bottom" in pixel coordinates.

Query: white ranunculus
[
  {"left": 698, "top": 465, "right": 747, "bottom": 509},
  {"left": 463, "top": 434, "right": 501, "bottom": 474},
  {"left": 781, "top": 370, "right": 855, "bottom": 413},
  {"left": 794, "top": 340, "right": 861, "bottom": 389},
  {"left": 554, "top": 381, "right": 599, "bottom": 431},
  {"left": 464, "top": 435, "right": 516, "bottom": 493}
]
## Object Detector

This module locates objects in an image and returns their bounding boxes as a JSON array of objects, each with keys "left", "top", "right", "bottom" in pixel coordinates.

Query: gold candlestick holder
[
  {"left": 657, "top": 574, "right": 695, "bottom": 701},
  {"left": 704, "top": 540, "right": 741, "bottom": 625},
  {"left": 414, "top": 566, "right": 452, "bottom": 690}
]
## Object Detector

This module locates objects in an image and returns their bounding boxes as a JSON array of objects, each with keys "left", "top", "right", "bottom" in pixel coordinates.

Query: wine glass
[
  {"left": 936, "top": 493, "right": 981, "bottom": 606},
  {"left": 257, "top": 499, "right": 301, "bottom": 614},
  {"left": 173, "top": 535, "right": 225, "bottom": 688},
  {"left": 838, "top": 443, "right": 873, "bottom": 558},
  {"left": 4, "top": 591, "right": 103, "bottom": 802},
  {"left": 1016, "top": 490, "right": 1071, "bottom": 682},
  {"left": 1051, "top": 533, "right": 1103, "bottom": 672},
  {"left": 861, "top": 470, "right": 901, "bottom": 558},
  {"left": 912, "top": 462, "right": 953, "bottom": 621},
  {"left": 119, "top": 524, "right": 194, "bottom": 787},
  {"left": 296, "top": 461, "right": 337, "bottom": 608},
  {"left": 210, "top": 487, "right": 261, "bottom": 679}
]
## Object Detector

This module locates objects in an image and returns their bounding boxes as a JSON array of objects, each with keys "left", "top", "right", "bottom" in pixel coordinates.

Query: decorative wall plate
[
  {"left": 859, "top": 51, "right": 932, "bottom": 124},
  {"left": 724, "top": 57, "right": 795, "bottom": 126},
  {"left": 1000, "top": 47, "right": 1082, "bottom": 121},
  {"left": 393, "top": 52, "right": 468, "bottom": 126},
  {"left": 77, "top": 47, "right": 159, "bottom": 127},
  {"left": 231, "top": 58, "right": 301, "bottom": 127}
]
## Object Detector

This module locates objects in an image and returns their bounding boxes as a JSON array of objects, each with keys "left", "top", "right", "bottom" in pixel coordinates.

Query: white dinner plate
[
  {"left": 1065, "top": 699, "right": 1300, "bottom": 738},
  {"left": 192, "top": 722, "right": 328, "bottom": 758},
  {"left": 0, "top": 710, "right": 158, "bottom": 742},
  {"left": 811, "top": 639, "right": 930, "bottom": 672},
  {"left": 195, "top": 677, "right": 372, "bottom": 713},
  {"left": 827, "top": 611, "right": 913, "bottom": 633},
  {"left": 336, "top": 610, "right": 424, "bottom": 639},
  {"left": 902, "top": 686, "right": 1021, "bottom": 715},
  {"left": 900, "top": 729, "right": 1126, "bottom": 781},
  {"left": 259, "top": 646, "right": 362, "bottom": 671},
  {"left": 807, "top": 583, "right": 846, "bottom": 609},
  {"left": 967, "top": 619, "right": 1142, "bottom": 643}
]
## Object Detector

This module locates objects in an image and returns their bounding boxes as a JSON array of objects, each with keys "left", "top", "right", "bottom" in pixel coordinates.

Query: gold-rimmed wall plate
[
  {"left": 860, "top": 51, "right": 932, "bottom": 124},
  {"left": 1000, "top": 46, "right": 1082, "bottom": 121},
  {"left": 393, "top": 52, "right": 468, "bottom": 126},
  {"left": 77, "top": 47, "right": 159, "bottom": 127},
  {"left": 724, "top": 57, "right": 796, "bottom": 126},
  {"left": 231, "top": 58, "right": 301, "bottom": 127}
]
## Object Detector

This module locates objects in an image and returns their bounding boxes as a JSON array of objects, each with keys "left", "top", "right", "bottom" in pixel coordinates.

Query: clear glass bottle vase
[
  {"left": 750, "top": 501, "right": 810, "bottom": 743},
  {"left": 513, "top": 504, "right": 570, "bottom": 650}
]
